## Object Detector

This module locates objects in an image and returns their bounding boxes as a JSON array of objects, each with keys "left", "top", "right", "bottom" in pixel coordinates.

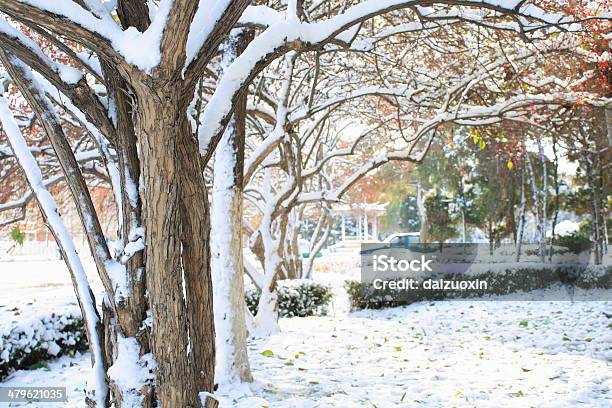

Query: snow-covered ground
[
  {"left": 0, "top": 259, "right": 100, "bottom": 331},
  {"left": 1, "top": 259, "right": 610, "bottom": 407}
]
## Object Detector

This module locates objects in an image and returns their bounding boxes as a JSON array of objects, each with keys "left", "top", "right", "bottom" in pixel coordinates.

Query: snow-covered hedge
[
  {"left": 346, "top": 264, "right": 611, "bottom": 311},
  {"left": 246, "top": 279, "right": 333, "bottom": 318},
  {"left": 1, "top": 311, "right": 88, "bottom": 380},
  {"left": 345, "top": 280, "right": 404, "bottom": 311}
]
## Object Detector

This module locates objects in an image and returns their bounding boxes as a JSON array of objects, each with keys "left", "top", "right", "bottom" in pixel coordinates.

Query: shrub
[
  {"left": 10, "top": 226, "right": 25, "bottom": 246},
  {"left": 555, "top": 232, "right": 592, "bottom": 254},
  {"left": 246, "top": 279, "right": 333, "bottom": 318},
  {"left": 345, "top": 264, "right": 611, "bottom": 311},
  {"left": 345, "top": 280, "right": 404, "bottom": 311},
  {"left": 1, "top": 311, "right": 88, "bottom": 380}
]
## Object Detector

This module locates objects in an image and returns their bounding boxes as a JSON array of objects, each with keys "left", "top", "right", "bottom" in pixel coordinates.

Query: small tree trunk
[
  {"left": 417, "top": 184, "right": 428, "bottom": 243},
  {"left": 526, "top": 151, "right": 544, "bottom": 262},
  {"left": 488, "top": 220, "right": 494, "bottom": 256},
  {"left": 598, "top": 160, "right": 609, "bottom": 253},
  {"left": 584, "top": 154, "right": 603, "bottom": 265},
  {"left": 549, "top": 134, "right": 560, "bottom": 262},
  {"left": 283, "top": 208, "right": 303, "bottom": 280},
  {"left": 253, "top": 265, "right": 281, "bottom": 336},
  {"left": 537, "top": 139, "right": 548, "bottom": 262},
  {"left": 303, "top": 205, "right": 332, "bottom": 279},
  {"left": 516, "top": 165, "right": 527, "bottom": 262},
  {"left": 250, "top": 222, "right": 283, "bottom": 336}
]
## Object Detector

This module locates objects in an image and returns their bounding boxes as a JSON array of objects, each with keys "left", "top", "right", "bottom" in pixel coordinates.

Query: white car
[{"left": 383, "top": 232, "right": 420, "bottom": 245}]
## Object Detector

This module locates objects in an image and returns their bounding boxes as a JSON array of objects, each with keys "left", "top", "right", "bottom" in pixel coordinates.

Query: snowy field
[{"left": 1, "top": 259, "right": 611, "bottom": 407}]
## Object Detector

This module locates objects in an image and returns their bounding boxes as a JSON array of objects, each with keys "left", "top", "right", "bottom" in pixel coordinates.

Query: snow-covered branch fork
[{"left": 0, "top": 0, "right": 607, "bottom": 407}]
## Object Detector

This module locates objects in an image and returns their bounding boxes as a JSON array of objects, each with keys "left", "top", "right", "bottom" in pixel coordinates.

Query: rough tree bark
[{"left": 132, "top": 81, "right": 216, "bottom": 407}]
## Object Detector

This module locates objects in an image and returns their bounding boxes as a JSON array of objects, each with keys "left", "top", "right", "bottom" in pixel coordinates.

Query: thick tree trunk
[{"left": 136, "top": 88, "right": 215, "bottom": 408}]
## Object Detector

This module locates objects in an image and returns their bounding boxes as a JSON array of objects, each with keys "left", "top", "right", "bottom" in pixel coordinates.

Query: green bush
[
  {"left": 10, "top": 226, "right": 25, "bottom": 246},
  {"left": 555, "top": 232, "right": 592, "bottom": 254},
  {"left": 246, "top": 279, "right": 333, "bottom": 318},
  {"left": 345, "top": 280, "right": 404, "bottom": 311}
]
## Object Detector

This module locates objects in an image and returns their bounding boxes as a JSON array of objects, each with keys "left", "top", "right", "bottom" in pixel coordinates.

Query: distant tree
[
  {"left": 10, "top": 225, "right": 23, "bottom": 245},
  {"left": 424, "top": 190, "right": 457, "bottom": 243}
]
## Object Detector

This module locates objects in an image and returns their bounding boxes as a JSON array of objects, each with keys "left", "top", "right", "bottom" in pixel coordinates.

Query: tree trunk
[
  {"left": 303, "top": 205, "right": 332, "bottom": 279},
  {"left": 488, "top": 220, "right": 494, "bottom": 256},
  {"left": 250, "top": 220, "right": 283, "bottom": 336},
  {"left": 516, "top": 165, "right": 527, "bottom": 262},
  {"left": 0, "top": 97, "right": 108, "bottom": 407},
  {"left": 526, "top": 151, "right": 544, "bottom": 262},
  {"left": 537, "top": 139, "right": 548, "bottom": 262},
  {"left": 210, "top": 27, "right": 253, "bottom": 387},
  {"left": 100, "top": 63, "right": 153, "bottom": 408},
  {"left": 211, "top": 126, "right": 253, "bottom": 384},
  {"left": 417, "top": 184, "right": 428, "bottom": 244},
  {"left": 584, "top": 154, "right": 603, "bottom": 265},
  {"left": 549, "top": 134, "right": 560, "bottom": 262},
  {"left": 283, "top": 210, "right": 303, "bottom": 280},
  {"left": 136, "top": 87, "right": 215, "bottom": 408}
]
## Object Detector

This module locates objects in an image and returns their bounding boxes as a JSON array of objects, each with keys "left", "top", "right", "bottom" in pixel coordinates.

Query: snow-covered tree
[{"left": 0, "top": 1, "right": 607, "bottom": 406}]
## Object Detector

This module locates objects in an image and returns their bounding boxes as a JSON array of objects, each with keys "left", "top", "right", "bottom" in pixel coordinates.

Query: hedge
[
  {"left": 346, "top": 264, "right": 611, "bottom": 311},
  {"left": 246, "top": 279, "right": 333, "bottom": 317},
  {"left": 1, "top": 311, "right": 88, "bottom": 381}
]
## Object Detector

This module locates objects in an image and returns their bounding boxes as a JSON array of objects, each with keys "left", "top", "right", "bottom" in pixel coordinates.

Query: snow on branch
[
  {"left": 0, "top": 18, "right": 116, "bottom": 141},
  {"left": 197, "top": 0, "right": 579, "bottom": 159},
  {"left": 0, "top": 0, "right": 122, "bottom": 61},
  {"left": 0, "top": 18, "right": 83, "bottom": 84}
]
